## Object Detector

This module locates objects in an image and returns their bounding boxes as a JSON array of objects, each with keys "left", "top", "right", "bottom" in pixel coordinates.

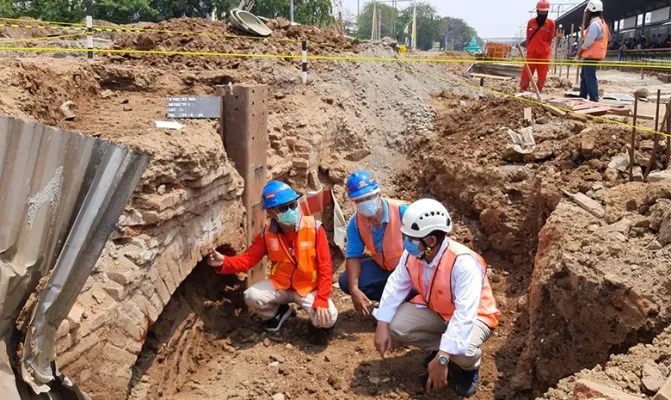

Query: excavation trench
[{"left": 120, "top": 91, "right": 671, "bottom": 400}]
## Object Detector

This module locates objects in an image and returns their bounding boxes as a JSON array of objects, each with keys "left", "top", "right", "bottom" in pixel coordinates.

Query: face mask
[
  {"left": 403, "top": 237, "right": 423, "bottom": 258},
  {"left": 536, "top": 13, "right": 548, "bottom": 25},
  {"left": 277, "top": 208, "right": 299, "bottom": 226},
  {"left": 357, "top": 198, "right": 380, "bottom": 217}
]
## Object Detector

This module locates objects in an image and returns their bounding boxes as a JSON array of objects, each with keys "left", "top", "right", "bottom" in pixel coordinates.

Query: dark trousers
[
  {"left": 339, "top": 258, "right": 418, "bottom": 301},
  {"left": 580, "top": 61, "right": 599, "bottom": 102}
]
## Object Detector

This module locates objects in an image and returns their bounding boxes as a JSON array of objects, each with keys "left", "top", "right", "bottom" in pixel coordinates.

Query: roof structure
[{"left": 555, "top": 0, "right": 670, "bottom": 31}]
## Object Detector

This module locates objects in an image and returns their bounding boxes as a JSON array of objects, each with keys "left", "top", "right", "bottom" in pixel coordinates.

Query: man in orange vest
[
  {"left": 207, "top": 180, "right": 338, "bottom": 333},
  {"left": 520, "top": 0, "right": 556, "bottom": 92},
  {"left": 373, "top": 199, "right": 500, "bottom": 397},
  {"left": 578, "top": 0, "right": 609, "bottom": 102},
  {"left": 338, "top": 170, "right": 410, "bottom": 316}
]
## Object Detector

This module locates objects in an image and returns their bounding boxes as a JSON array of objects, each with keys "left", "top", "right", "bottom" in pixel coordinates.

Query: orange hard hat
[{"left": 537, "top": 0, "right": 550, "bottom": 12}]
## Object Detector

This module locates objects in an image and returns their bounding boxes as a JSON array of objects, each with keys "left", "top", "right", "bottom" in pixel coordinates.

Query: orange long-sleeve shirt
[{"left": 216, "top": 225, "right": 333, "bottom": 309}]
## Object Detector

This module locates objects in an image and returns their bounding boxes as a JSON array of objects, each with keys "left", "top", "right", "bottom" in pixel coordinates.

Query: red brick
[
  {"left": 574, "top": 379, "right": 640, "bottom": 400},
  {"left": 654, "top": 376, "right": 671, "bottom": 400}
]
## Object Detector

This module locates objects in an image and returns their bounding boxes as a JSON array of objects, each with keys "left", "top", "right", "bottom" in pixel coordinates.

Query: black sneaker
[
  {"left": 455, "top": 368, "right": 479, "bottom": 398},
  {"left": 264, "top": 304, "right": 292, "bottom": 332}
]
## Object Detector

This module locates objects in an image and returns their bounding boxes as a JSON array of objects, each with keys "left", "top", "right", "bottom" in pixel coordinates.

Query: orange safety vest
[
  {"left": 582, "top": 17, "right": 609, "bottom": 60},
  {"left": 264, "top": 216, "right": 320, "bottom": 297},
  {"left": 355, "top": 198, "right": 408, "bottom": 271},
  {"left": 406, "top": 240, "right": 500, "bottom": 329}
]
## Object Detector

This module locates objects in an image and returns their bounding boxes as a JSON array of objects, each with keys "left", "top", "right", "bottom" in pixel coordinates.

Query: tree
[
  {"left": 355, "top": 1, "right": 397, "bottom": 40},
  {"left": 435, "top": 16, "right": 478, "bottom": 51}
]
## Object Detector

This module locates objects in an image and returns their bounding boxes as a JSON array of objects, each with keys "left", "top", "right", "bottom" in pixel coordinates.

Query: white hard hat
[
  {"left": 586, "top": 0, "right": 603, "bottom": 12},
  {"left": 401, "top": 198, "right": 453, "bottom": 238}
]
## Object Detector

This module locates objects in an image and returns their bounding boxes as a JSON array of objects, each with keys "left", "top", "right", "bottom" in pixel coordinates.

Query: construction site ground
[{"left": 2, "top": 18, "right": 671, "bottom": 400}]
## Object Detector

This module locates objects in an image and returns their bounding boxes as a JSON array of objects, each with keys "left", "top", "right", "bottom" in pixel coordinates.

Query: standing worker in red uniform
[{"left": 520, "top": 0, "right": 556, "bottom": 92}]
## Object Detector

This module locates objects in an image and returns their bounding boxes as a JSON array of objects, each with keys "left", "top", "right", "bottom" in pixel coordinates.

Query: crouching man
[
  {"left": 372, "top": 199, "right": 500, "bottom": 397},
  {"left": 207, "top": 180, "right": 338, "bottom": 333}
]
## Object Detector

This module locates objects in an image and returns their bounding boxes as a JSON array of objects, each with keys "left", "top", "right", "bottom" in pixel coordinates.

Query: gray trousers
[{"left": 389, "top": 302, "right": 493, "bottom": 371}]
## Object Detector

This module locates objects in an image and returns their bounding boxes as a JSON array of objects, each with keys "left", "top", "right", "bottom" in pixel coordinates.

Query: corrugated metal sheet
[{"left": 0, "top": 116, "right": 149, "bottom": 399}]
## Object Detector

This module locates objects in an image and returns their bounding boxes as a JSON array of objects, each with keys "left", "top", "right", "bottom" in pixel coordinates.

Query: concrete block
[
  {"left": 655, "top": 374, "right": 671, "bottom": 400},
  {"left": 106, "top": 269, "right": 137, "bottom": 286},
  {"left": 573, "top": 379, "right": 640, "bottom": 400}
]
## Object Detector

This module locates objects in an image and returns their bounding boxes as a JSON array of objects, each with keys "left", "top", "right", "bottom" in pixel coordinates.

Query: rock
[
  {"left": 655, "top": 376, "right": 671, "bottom": 400},
  {"left": 345, "top": 148, "right": 370, "bottom": 162},
  {"left": 604, "top": 168, "right": 619, "bottom": 182},
  {"left": 272, "top": 394, "right": 286, "bottom": 400},
  {"left": 277, "top": 17, "right": 291, "bottom": 28},
  {"left": 135, "top": 34, "right": 156, "bottom": 50},
  {"left": 269, "top": 361, "right": 280, "bottom": 368},
  {"left": 368, "top": 376, "right": 381, "bottom": 385},
  {"left": 640, "top": 140, "right": 655, "bottom": 151},
  {"left": 608, "top": 154, "right": 629, "bottom": 172},
  {"left": 647, "top": 239, "right": 663, "bottom": 250},
  {"left": 643, "top": 362, "right": 665, "bottom": 393},
  {"left": 517, "top": 293, "right": 529, "bottom": 312},
  {"left": 270, "top": 354, "right": 285, "bottom": 363},
  {"left": 648, "top": 170, "right": 671, "bottom": 182},
  {"left": 634, "top": 88, "right": 649, "bottom": 98},
  {"left": 573, "top": 379, "right": 640, "bottom": 400},
  {"left": 581, "top": 135, "right": 595, "bottom": 158},
  {"left": 632, "top": 166, "right": 643, "bottom": 182},
  {"left": 263, "top": 338, "right": 271, "bottom": 347},
  {"left": 328, "top": 374, "right": 343, "bottom": 390},
  {"left": 606, "top": 218, "right": 632, "bottom": 236},
  {"left": 658, "top": 214, "right": 671, "bottom": 245},
  {"left": 499, "top": 165, "right": 530, "bottom": 182}
]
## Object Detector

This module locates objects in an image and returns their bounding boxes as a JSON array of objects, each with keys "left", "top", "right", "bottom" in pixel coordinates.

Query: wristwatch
[{"left": 438, "top": 354, "right": 449, "bottom": 366}]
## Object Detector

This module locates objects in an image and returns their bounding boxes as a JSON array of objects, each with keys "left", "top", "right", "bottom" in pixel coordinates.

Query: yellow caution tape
[{"left": 0, "top": 33, "right": 82, "bottom": 45}]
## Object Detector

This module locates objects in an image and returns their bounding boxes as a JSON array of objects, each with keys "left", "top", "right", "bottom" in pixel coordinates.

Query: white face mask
[{"left": 357, "top": 198, "right": 380, "bottom": 217}]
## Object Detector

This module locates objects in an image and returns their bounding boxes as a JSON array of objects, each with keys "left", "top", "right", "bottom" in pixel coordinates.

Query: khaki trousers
[
  {"left": 389, "top": 302, "right": 493, "bottom": 371},
  {"left": 244, "top": 279, "right": 338, "bottom": 328}
]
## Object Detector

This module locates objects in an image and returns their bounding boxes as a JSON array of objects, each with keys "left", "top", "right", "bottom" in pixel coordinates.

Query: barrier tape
[
  {"left": 0, "top": 33, "right": 82, "bottom": 44},
  {"left": 388, "top": 64, "right": 671, "bottom": 140},
  {"left": 0, "top": 45, "right": 670, "bottom": 72},
  {"left": 2, "top": 18, "right": 670, "bottom": 69}
]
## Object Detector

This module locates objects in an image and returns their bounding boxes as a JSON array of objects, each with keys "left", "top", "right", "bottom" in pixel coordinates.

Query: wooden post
[
  {"left": 644, "top": 91, "right": 664, "bottom": 181},
  {"left": 576, "top": 13, "right": 587, "bottom": 86},
  {"left": 629, "top": 96, "right": 638, "bottom": 182},
  {"left": 667, "top": 103, "right": 671, "bottom": 170},
  {"left": 553, "top": 36, "right": 558, "bottom": 74},
  {"left": 216, "top": 84, "right": 269, "bottom": 287},
  {"left": 567, "top": 24, "right": 575, "bottom": 80}
]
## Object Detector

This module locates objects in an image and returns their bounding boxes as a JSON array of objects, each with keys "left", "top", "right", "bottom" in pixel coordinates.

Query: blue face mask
[
  {"left": 403, "top": 237, "right": 423, "bottom": 258},
  {"left": 277, "top": 208, "right": 299, "bottom": 226},
  {"left": 357, "top": 198, "right": 380, "bottom": 217}
]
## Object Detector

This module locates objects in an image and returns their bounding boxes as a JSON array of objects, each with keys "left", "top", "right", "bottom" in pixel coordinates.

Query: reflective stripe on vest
[
  {"left": 265, "top": 216, "right": 319, "bottom": 297},
  {"left": 582, "top": 18, "right": 609, "bottom": 61},
  {"left": 355, "top": 198, "right": 408, "bottom": 271},
  {"left": 406, "top": 240, "right": 501, "bottom": 329}
]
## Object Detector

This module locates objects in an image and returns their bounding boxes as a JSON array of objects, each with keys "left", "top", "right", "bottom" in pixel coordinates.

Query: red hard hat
[{"left": 537, "top": 0, "right": 550, "bottom": 12}]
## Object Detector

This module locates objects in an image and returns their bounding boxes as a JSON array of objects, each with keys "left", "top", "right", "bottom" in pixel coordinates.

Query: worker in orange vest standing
[
  {"left": 338, "top": 170, "right": 410, "bottom": 316},
  {"left": 373, "top": 199, "right": 500, "bottom": 397},
  {"left": 578, "top": 0, "right": 609, "bottom": 102},
  {"left": 207, "top": 180, "right": 338, "bottom": 334},
  {"left": 520, "top": 0, "right": 556, "bottom": 92}
]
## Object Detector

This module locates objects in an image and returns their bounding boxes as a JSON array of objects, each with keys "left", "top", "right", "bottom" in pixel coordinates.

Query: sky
[{"left": 341, "top": 0, "right": 579, "bottom": 38}]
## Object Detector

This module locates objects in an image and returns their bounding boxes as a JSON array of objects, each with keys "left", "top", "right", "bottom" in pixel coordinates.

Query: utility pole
[
  {"left": 411, "top": 0, "right": 417, "bottom": 49},
  {"left": 290, "top": 0, "right": 294, "bottom": 23},
  {"left": 371, "top": 1, "right": 377, "bottom": 40},
  {"left": 358, "top": 0, "right": 360, "bottom": 19},
  {"left": 378, "top": 7, "right": 382, "bottom": 39}
]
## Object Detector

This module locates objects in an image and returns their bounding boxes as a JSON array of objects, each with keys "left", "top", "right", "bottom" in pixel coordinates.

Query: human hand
[
  {"left": 207, "top": 250, "right": 224, "bottom": 267},
  {"left": 426, "top": 353, "right": 449, "bottom": 392},
  {"left": 374, "top": 322, "right": 392, "bottom": 358},
  {"left": 314, "top": 307, "right": 330, "bottom": 328},
  {"left": 351, "top": 288, "right": 372, "bottom": 316}
]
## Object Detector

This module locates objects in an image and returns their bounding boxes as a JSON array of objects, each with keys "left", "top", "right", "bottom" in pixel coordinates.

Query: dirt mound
[
  {"left": 105, "top": 17, "right": 358, "bottom": 70},
  {"left": 544, "top": 325, "right": 671, "bottom": 400}
]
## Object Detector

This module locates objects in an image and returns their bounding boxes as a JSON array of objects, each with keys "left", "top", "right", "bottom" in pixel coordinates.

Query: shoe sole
[{"left": 264, "top": 307, "right": 293, "bottom": 333}]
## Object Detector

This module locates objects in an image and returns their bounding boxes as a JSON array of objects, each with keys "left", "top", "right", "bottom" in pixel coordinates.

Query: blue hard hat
[
  {"left": 262, "top": 180, "right": 300, "bottom": 210},
  {"left": 346, "top": 170, "right": 380, "bottom": 200}
]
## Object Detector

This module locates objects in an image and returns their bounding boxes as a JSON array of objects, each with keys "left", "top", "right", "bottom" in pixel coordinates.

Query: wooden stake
[
  {"left": 644, "top": 90, "right": 664, "bottom": 181},
  {"left": 567, "top": 24, "right": 575, "bottom": 80},
  {"left": 576, "top": 13, "right": 587, "bottom": 86},
  {"left": 629, "top": 96, "right": 638, "bottom": 182},
  {"left": 667, "top": 104, "right": 671, "bottom": 170},
  {"left": 517, "top": 43, "right": 542, "bottom": 101}
]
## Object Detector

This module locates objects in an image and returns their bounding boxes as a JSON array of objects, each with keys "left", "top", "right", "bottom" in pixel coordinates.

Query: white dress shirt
[{"left": 372, "top": 239, "right": 485, "bottom": 356}]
